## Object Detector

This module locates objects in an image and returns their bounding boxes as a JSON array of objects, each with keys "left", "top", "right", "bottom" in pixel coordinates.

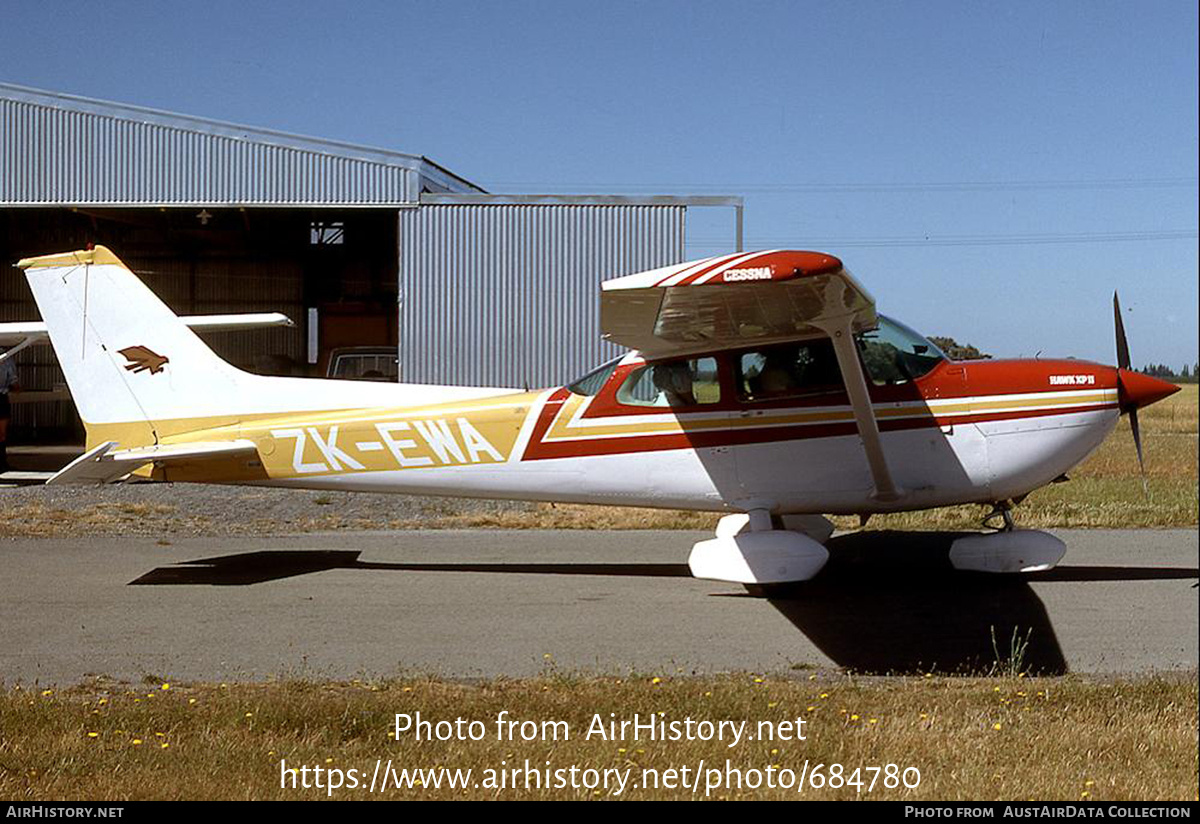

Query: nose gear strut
[{"left": 983, "top": 501, "right": 1016, "bottom": 532}]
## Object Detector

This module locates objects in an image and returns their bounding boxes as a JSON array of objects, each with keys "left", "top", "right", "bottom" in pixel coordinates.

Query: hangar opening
[{"left": 1, "top": 207, "right": 402, "bottom": 441}]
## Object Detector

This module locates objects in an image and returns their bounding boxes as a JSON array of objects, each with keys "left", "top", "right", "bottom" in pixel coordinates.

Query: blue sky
[{"left": 2, "top": 0, "right": 1196, "bottom": 368}]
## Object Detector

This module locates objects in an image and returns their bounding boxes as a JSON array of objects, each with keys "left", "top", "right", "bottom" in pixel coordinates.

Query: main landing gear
[
  {"left": 688, "top": 501, "right": 1067, "bottom": 588},
  {"left": 687, "top": 511, "right": 833, "bottom": 586},
  {"left": 947, "top": 500, "right": 1066, "bottom": 574}
]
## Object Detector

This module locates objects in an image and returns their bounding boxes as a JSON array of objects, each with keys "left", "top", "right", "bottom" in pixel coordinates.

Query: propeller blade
[
  {"left": 1114, "top": 292, "right": 1152, "bottom": 499},
  {"left": 1113, "top": 291, "right": 1131, "bottom": 370},
  {"left": 1130, "top": 407, "right": 1149, "bottom": 500}
]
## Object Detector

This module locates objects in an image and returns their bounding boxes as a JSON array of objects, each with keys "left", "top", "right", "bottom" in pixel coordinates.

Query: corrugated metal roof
[{"left": 0, "top": 82, "right": 484, "bottom": 205}]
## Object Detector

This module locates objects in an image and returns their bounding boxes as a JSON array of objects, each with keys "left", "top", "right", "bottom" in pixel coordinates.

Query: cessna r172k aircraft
[{"left": 9, "top": 246, "right": 1179, "bottom": 588}]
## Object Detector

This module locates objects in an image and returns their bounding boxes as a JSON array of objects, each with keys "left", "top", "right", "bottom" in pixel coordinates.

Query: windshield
[{"left": 855, "top": 316, "right": 945, "bottom": 385}]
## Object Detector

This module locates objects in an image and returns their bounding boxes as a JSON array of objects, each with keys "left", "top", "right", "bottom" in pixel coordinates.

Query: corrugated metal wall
[
  {"left": 0, "top": 97, "right": 420, "bottom": 205},
  {"left": 398, "top": 204, "right": 685, "bottom": 388}
]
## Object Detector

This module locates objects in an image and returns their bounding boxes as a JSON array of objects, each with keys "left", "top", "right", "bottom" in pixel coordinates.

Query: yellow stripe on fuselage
[
  {"left": 85, "top": 391, "right": 541, "bottom": 481},
  {"left": 540, "top": 389, "right": 1118, "bottom": 443}
]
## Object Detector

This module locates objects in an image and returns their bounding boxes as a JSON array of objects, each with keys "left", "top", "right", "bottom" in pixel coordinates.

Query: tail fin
[{"left": 18, "top": 246, "right": 245, "bottom": 448}]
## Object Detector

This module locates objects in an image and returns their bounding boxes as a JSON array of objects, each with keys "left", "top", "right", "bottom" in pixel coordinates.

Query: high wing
[
  {"left": 600, "top": 250, "right": 876, "bottom": 359},
  {"left": 0, "top": 312, "right": 294, "bottom": 363},
  {"left": 601, "top": 250, "right": 900, "bottom": 501}
]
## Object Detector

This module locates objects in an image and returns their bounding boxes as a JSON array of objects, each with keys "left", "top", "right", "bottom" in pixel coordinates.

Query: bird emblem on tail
[{"left": 118, "top": 345, "right": 169, "bottom": 375}]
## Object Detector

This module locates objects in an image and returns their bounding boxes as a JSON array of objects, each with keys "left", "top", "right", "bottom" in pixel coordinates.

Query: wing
[
  {"left": 600, "top": 250, "right": 876, "bottom": 359},
  {"left": 0, "top": 313, "right": 293, "bottom": 363},
  {"left": 172, "top": 312, "right": 295, "bottom": 333},
  {"left": 0, "top": 322, "right": 49, "bottom": 348},
  {"left": 601, "top": 250, "right": 901, "bottom": 502}
]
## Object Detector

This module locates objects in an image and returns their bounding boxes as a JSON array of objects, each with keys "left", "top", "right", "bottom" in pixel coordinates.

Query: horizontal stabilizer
[{"left": 46, "top": 440, "right": 259, "bottom": 486}]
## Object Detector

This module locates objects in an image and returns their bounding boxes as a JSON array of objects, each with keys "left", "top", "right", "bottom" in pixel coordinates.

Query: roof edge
[{"left": 0, "top": 81, "right": 485, "bottom": 193}]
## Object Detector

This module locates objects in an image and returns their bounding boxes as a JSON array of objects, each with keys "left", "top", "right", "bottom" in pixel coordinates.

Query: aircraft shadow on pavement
[
  {"left": 128, "top": 532, "right": 1198, "bottom": 676},
  {"left": 751, "top": 531, "right": 1198, "bottom": 676},
  {"left": 128, "top": 551, "right": 691, "bottom": 586}
]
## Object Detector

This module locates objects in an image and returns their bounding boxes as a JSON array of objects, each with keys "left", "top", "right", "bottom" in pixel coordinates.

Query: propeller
[{"left": 1113, "top": 292, "right": 1148, "bottom": 499}]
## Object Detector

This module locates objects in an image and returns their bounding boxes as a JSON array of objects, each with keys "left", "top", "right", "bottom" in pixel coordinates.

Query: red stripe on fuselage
[
  {"left": 518, "top": 399, "right": 1117, "bottom": 461},
  {"left": 521, "top": 356, "right": 1119, "bottom": 460},
  {"left": 521, "top": 387, "right": 572, "bottom": 460}
]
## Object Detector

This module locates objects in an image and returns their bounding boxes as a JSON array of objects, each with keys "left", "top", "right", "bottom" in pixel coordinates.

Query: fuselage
[{"left": 142, "top": 347, "right": 1131, "bottom": 517}]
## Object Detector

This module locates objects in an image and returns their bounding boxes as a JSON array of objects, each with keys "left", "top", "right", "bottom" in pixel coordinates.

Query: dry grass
[
  {"left": 0, "top": 502, "right": 187, "bottom": 538},
  {"left": 386, "top": 504, "right": 721, "bottom": 532},
  {"left": 1, "top": 673, "right": 1194, "bottom": 801}
]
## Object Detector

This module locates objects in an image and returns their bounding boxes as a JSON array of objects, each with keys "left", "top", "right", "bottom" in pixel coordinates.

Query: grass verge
[{"left": 1, "top": 673, "right": 1195, "bottom": 801}]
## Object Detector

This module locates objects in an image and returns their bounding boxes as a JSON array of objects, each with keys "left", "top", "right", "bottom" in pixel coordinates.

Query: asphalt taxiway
[{"left": 1, "top": 529, "right": 1195, "bottom": 684}]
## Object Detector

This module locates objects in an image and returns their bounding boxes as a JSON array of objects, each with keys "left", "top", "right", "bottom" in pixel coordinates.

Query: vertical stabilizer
[{"left": 18, "top": 246, "right": 245, "bottom": 447}]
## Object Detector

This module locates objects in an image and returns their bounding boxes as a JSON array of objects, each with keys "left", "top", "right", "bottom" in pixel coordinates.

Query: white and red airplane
[{"left": 12, "top": 246, "right": 1178, "bottom": 588}]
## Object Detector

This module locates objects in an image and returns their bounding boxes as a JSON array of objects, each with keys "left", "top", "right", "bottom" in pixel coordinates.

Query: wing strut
[{"left": 818, "top": 313, "right": 903, "bottom": 503}]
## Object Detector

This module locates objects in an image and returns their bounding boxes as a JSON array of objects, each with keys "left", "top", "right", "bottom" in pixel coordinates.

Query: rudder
[{"left": 18, "top": 246, "right": 245, "bottom": 448}]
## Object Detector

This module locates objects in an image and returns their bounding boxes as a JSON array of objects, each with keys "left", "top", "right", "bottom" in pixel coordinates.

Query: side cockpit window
[
  {"left": 737, "top": 340, "right": 843, "bottom": 402},
  {"left": 617, "top": 357, "right": 721, "bottom": 408},
  {"left": 855, "top": 316, "right": 945, "bottom": 385}
]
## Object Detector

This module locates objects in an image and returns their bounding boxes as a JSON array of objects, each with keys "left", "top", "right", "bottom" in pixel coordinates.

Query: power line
[
  {"left": 481, "top": 176, "right": 1199, "bottom": 194},
  {"left": 686, "top": 229, "right": 1199, "bottom": 249}
]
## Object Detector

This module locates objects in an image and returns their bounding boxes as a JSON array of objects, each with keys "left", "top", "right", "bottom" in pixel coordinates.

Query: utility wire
[
  {"left": 481, "top": 176, "right": 1199, "bottom": 194},
  {"left": 687, "top": 229, "right": 1198, "bottom": 249}
]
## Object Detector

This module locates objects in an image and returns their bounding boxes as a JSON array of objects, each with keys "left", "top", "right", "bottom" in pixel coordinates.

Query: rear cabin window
[
  {"left": 737, "top": 340, "right": 843, "bottom": 402},
  {"left": 617, "top": 357, "right": 721, "bottom": 408},
  {"left": 567, "top": 358, "right": 621, "bottom": 396}
]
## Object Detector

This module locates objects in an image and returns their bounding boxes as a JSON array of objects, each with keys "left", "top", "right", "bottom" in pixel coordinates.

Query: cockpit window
[
  {"left": 567, "top": 358, "right": 621, "bottom": 396},
  {"left": 617, "top": 357, "right": 721, "bottom": 407},
  {"left": 855, "top": 316, "right": 944, "bottom": 385},
  {"left": 737, "top": 340, "right": 843, "bottom": 402}
]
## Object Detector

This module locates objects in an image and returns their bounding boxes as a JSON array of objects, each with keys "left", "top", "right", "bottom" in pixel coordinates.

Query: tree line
[
  {"left": 932, "top": 337, "right": 1195, "bottom": 384},
  {"left": 1139, "top": 363, "right": 1198, "bottom": 383}
]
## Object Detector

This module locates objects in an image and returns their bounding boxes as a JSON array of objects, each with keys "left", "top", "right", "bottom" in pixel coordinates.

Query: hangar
[{"left": 0, "top": 82, "right": 741, "bottom": 444}]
